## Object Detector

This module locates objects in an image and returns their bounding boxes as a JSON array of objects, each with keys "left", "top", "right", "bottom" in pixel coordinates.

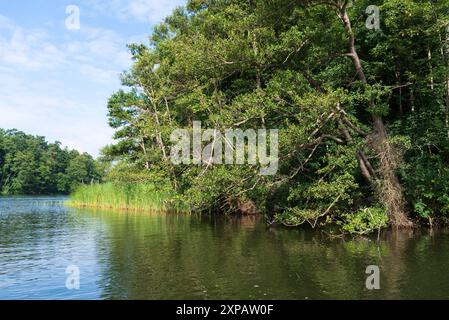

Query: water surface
[{"left": 1, "top": 196, "right": 448, "bottom": 300}]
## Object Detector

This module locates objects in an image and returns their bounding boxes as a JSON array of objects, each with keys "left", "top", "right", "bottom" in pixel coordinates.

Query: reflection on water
[{"left": 0, "top": 196, "right": 449, "bottom": 300}]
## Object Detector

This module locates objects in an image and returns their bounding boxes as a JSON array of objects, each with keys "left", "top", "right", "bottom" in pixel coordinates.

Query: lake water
[{"left": 0, "top": 196, "right": 448, "bottom": 300}]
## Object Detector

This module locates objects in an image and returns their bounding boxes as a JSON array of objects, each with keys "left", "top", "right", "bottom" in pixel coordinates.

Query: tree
[
  {"left": 0, "top": 129, "right": 103, "bottom": 195},
  {"left": 102, "top": 0, "right": 449, "bottom": 232}
]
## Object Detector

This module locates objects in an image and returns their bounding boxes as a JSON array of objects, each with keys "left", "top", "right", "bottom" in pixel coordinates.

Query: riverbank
[{"left": 67, "top": 183, "right": 190, "bottom": 213}]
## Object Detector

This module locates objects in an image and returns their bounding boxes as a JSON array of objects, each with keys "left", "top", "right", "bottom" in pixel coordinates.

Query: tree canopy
[
  {"left": 100, "top": 0, "right": 449, "bottom": 232},
  {"left": 0, "top": 129, "right": 103, "bottom": 195}
]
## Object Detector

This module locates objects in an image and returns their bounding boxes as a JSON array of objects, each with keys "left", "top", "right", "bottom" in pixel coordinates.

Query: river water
[{"left": 0, "top": 196, "right": 448, "bottom": 300}]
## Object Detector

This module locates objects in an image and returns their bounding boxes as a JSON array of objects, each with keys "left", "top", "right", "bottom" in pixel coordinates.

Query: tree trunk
[
  {"left": 140, "top": 138, "right": 150, "bottom": 170},
  {"left": 441, "top": 35, "right": 449, "bottom": 139},
  {"left": 432, "top": 1, "right": 449, "bottom": 139},
  {"left": 338, "top": 6, "right": 412, "bottom": 228},
  {"left": 445, "top": 78, "right": 449, "bottom": 139}
]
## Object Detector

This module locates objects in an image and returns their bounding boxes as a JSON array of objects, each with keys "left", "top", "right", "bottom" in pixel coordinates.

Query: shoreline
[
  {"left": 66, "top": 200, "right": 191, "bottom": 214},
  {"left": 66, "top": 200, "right": 448, "bottom": 233}
]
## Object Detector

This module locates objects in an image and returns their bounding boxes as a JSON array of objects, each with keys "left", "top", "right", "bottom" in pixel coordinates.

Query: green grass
[{"left": 67, "top": 183, "right": 190, "bottom": 213}]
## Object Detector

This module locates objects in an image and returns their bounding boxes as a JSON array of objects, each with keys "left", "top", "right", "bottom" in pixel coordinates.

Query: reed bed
[{"left": 67, "top": 183, "right": 189, "bottom": 213}]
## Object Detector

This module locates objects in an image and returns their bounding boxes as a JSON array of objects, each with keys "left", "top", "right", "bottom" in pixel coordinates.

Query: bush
[
  {"left": 339, "top": 207, "right": 388, "bottom": 235},
  {"left": 400, "top": 154, "right": 449, "bottom": 223}
]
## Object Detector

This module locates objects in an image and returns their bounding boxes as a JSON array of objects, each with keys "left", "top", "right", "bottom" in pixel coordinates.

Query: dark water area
[{"left": 0, "top": 196, "right": 448, "bottom": 300}]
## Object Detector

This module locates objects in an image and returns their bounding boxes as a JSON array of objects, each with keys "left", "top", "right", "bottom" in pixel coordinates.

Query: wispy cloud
[
  {"left": 0, "top": 14, "right": 131, "bottom": 75},
  {"left": 0, "top": 16, "right": 66, "bottom": 70},
  {"left": 0, "top": 68, "right": 114, "bottom": 156},
  {"left": 0, "top": 1, "right": 186, "bottom": 156},
  {"left": 80, "top": 64, "right": 120, "bottom": 84},
  {"left": 88, "top": 0, "right": 185, "bottom": 23},
  {"left": 0, "top": 15, "right": 123, "bottom": 155}
]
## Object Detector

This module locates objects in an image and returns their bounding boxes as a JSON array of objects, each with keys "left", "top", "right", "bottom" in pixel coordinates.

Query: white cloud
[
  {"left": 79, "top": 26, "right": 133, "bottom": 69},
  {"left": 0, "top": 21, "right": 67, "bottom": 70},
  {"left": 0, "top": 1, "right": 180, "bottom": 156},
  {"left": 0, "top": 70, "right": 114, "bottom": 156},
  {"left": 88, "top": 0, "right": 185, "bottom": 23},
  {"left": 80, "top": 64, "right": 120, "bottom": 84},
  {"left": 0, "top": 14, "right": 131, "bottom": 76},
  {"left": 0, "top": 16, "right": 128, "bottom": 156},
  {"left": 0, "top": 16, "right": 138, "bottom": 94}
]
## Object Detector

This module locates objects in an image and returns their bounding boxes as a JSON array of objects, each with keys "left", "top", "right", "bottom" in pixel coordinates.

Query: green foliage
[
  {"left": 0, "top": 129, "right": 103, "bottom": 195},
  {"left": 68, "top": 182, "right": 189, "bottom": 213},
  {"left": 400, "top": 155, "right": 449, "bottom": 221},
  {"left": 340, "top": 207, "right": 389, "bottom": 235},
  {"left": 89, "top": 0, "right": 449, "bottom": 232}
]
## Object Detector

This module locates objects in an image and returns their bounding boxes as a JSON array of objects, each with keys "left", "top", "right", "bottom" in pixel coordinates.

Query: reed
[{"left": 67, "top": 183, "right": 189, "bottom": 213}]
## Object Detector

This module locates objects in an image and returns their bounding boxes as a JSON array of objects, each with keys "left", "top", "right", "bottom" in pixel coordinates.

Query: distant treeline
[{"left": 0, "top": 129, "right": 103, "bottom": 195}]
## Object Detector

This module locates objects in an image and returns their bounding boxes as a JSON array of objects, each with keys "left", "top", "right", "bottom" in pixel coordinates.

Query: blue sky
[{"left": 0, "top": 0, "right": 186, "bottom": 156}]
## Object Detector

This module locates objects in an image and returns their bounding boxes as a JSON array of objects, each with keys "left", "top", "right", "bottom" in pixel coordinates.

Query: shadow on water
[{"left": 1, "top": 197, "right": 449, "bottom": 299}]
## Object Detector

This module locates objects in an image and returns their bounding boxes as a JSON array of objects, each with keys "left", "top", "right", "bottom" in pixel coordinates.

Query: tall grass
[{"left": 67, "top": 183, "right": 190, "bottom": 213}]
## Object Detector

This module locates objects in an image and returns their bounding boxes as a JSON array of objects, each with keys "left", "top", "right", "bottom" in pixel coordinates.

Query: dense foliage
[
  {"left": 99, "top": 0, "right": 449, "bottom": 232},
  {"left": 0, "top": 129, "right": 102, "bottom": 195}
]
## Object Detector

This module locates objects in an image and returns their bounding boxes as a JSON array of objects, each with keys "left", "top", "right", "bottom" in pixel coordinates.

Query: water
[{"left": 1, "top": 196, "right": 449, "bottom": 300}]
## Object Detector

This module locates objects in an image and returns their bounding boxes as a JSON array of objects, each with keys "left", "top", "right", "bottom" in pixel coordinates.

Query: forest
[
  {"left": 0, "top": 129, "right": 102, "bottom": 195},
  {"left": 9, "top": 0, "right": 449, "bottom": 235}
]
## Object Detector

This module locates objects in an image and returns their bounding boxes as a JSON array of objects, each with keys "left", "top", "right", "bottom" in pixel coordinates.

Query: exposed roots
[{"left": 370, "top": 136, "right": 413, "bottom": 228}]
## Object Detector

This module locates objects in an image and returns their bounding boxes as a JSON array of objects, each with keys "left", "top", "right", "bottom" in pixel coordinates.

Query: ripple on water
[{"left": 2, "top": 196, "right": 449, "bottom": 299}]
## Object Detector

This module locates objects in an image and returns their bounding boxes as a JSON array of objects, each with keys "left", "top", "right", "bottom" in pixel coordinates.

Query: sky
[{"left": 0, "top": 0, "right": 186, "bottom": 157}]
